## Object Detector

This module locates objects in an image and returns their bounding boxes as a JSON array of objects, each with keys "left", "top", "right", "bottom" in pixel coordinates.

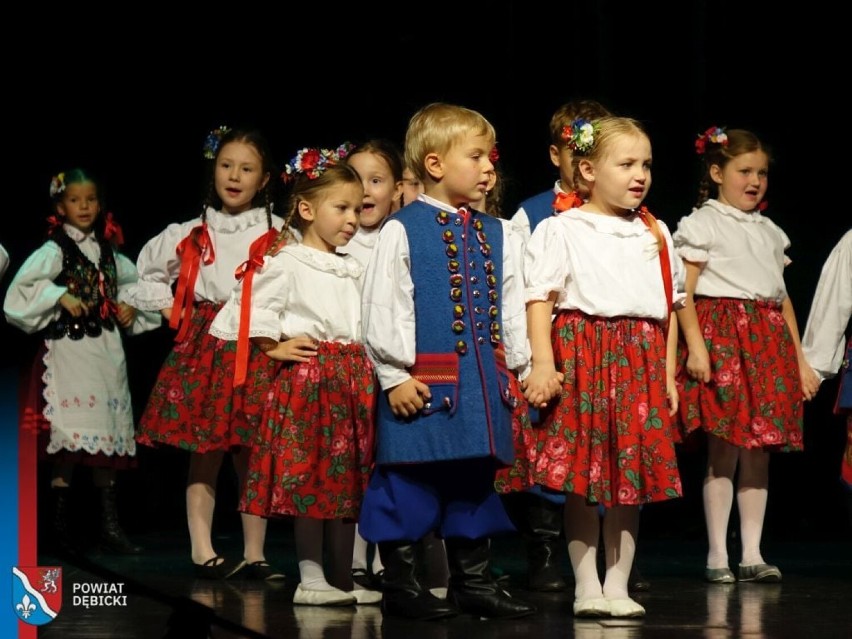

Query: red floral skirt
[
  {"left": 494, "top": 374, "right": 535, "bottom": 494},
  {"left": 676, "top": 298, "right": 804, "bottom": 451},
  {"left": 136, "top": 302, "right": 278, "bottom": 453},
  {"left": 533, "top": 309, "right": 682, "bottom": 507},
  {"left": 240, "top": 341, "right": 376, "bottom": 520}
]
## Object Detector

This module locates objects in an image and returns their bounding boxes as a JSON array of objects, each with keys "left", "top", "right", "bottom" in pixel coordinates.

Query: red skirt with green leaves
[
  {"left": 494, "top": 374, "right": 536, "bottom": 494},
  {"left": 533, "top": 309, "right": 682, "bottom": 507},
  {"left": 240, "top": 341, "right": 376, "bottom": 520},
  {"left": 136, "top": 302, "right": 278, "bottom": 453},
  {"left": 676, "top": 298, "right": 804, "bottom": 451}
]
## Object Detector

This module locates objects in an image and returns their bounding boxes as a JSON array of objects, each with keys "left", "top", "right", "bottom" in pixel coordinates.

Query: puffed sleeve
[
  {"left": 3, "top": 242, "right": 66, "bottom": 334},
  {"left": 672, "top": 210, "right": 713, "bottom": 264},
  {"left": 524, "top": 217, "right": 569, "bottom": 303},
  {"left": 802, "top": 230, "right": 852, "bottom": 378},
  {"left": 115, "top": 251, "right": 162, "bottom": 335},
  {"left": 209, "top": 254, "right": 291, "bottom": 341},
  {"left": 362, "top": 220, "right": 415, "bottom": 390},
  {"left": 765, "top": 218, "right": 793, "bottom": 267},
  {"left": 126, "top": 222, "right": 188, "bottom": 311},
  {"left": 500, "top": 221, "right": 530, "bottom": 373}
]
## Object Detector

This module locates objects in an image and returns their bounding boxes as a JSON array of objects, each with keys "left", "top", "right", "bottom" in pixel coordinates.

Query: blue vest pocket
[{"left": 411, "top": 352, "right": 459, "bottom": 416}]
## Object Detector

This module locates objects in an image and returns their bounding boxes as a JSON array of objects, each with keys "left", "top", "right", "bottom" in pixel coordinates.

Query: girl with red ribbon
[
  {"left": 4, "top": 168, "right": 159, "bottom": 556},
  {"left": 210, "top": 157, "right": 377, "bottom": 606},
  {"left": 674, "top": 127, "right": 820, "bottom": 585},
  {"left": 523, "top": 117, "right": 684, "bottom": 619},
  {"left": 127, "top": 127, "right": 285, "bottom": 581}
]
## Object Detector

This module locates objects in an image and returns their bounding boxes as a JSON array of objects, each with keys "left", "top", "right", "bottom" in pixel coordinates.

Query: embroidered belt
[{"left": 45, "top": 314, "right": 115, "bottom": 341}]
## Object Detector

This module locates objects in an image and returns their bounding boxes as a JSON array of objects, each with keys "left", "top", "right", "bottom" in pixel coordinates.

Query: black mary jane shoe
[
  {"left": 242, "top": 561, "right": 286, "bottom": 581},
  {"left": 193, "top": 557, "right": 245, "bottom": 580}
]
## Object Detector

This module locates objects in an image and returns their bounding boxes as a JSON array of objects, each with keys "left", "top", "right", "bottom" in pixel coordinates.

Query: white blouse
[
  {"left": 672, "top": 199, "right": 790, "bottom": 301},
  {"left": 525, "top": 208, "right": 684, "bottom": 322},
  {"left": 338, "top": 225, "right": 380, "bottom": 269},
  {"left": 210, "top": 243, "right": 364, "bottom": 344},
  {"left": 362, "top": 194, "right": 529, "bottom": 391},
  {"left": 802, "top": 229, "right": 852, "bottom": 379},
  {"left": 4, "top": 225, "right": 159, "bottom": 336},
  {"left": 127, "top": 207, "right": 284, "bottom": 311}
]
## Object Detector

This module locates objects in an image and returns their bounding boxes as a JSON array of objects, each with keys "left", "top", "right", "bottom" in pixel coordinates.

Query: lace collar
[
  {"left": 703, "top": 199, "right": 765, "bottom": 224},
  {"left": 282, "top": 243, "right": 363, "bottom": 278},
  {"left": 204, "top": 207, "right": 270, "bottom": 233},
  {"left": 559, "top": 208, "right": 649, "bottom": 238}
]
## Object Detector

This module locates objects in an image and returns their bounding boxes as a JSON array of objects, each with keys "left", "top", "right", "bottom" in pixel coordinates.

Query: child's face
[
  {"left": 347, "top": 151, "right": 402, "bottom": 229},
  {"left": 711, "top": 150, "right": 769, "bottom": 212},
  {"left": 214, "top": 141, "right": 270, "bottom": 214},
  {"left": 56, "top": 182, "right": 100, "bottom": 233},
  {"left": 582, "top": 133, "right": 652, "bottom": 215},
  {"left": 428, "top": 132, "right": 494, "bottom": 208},
  {"left": 549, "top": 144, "right": 575, "bottom": 189},
  {"left": 401, "top": 168, "right": 424, "bottom": 206},
  {"left": 299, "top": 181, "right": 364, "bottom": 253}
]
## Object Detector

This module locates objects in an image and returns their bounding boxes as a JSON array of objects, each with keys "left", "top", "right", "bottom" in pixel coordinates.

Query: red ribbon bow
[
  {"left": 103, "top": 212, "right": 125, "bottom": 246},
  {"left": 46, "top": 214, "right": 63, "bottom": 234},
  {"left": 552, "top": 191, "right": 584, "bottom": 213},
  {"left": 97, "top": 272, "right": 119, "bottom": 320},
  {"left": 234, "top": 228, "right": 281, "bottom": 387},
  {"left": 170, "top": 224, "right": 216, "bottom": 343}
]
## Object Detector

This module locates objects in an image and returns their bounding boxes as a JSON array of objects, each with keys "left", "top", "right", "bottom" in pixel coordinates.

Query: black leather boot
[
  {"left": 502, "top": 492, "right": 567, "bottom": 591},
  {"left": 445, "top": 537, "right": 536, "bottom": 619},
  {"left": 51, "top": 487, "right": 83, "bottom": 556},
  {"left": 378, "top": 540, "right": 457, "bottom": 620},
  {"left": 99, "top": 486, "right": 143, "bottom": 554}
]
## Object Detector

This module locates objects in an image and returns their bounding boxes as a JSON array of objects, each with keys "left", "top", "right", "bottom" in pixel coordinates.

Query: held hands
[
  {"left": 387, "top": 378, "right": 432, "bottom": 418},
  {"left": 59, "top": 293, "right": 90, "bottom": 317},
  {"left": 798, "top": 358, "right": 820, "bottom": 401},
  {"left": 115, "top": 302, "right": 136, "bottom": 329},
  {"left": 521, "top": 366, "right": 564, "bottom": 408}
]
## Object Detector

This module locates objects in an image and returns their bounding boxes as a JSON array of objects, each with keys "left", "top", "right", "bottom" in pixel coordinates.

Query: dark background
[{"left": 4, "top": 4, "right": 850, "bottom": 542}]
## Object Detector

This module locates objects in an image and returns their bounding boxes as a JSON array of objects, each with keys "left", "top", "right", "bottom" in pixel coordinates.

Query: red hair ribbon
[
  {"left": 46, "top": 214, "right": 63, "bottom": 234},
  {"left": 97, "top": 272, "right": 119, "bottom": 320},
  {"left": 103, "top": 212, "right": 125, "bottom": 246},
  {"left": 636, "top": 207, "right": 673, "bottom": 335},
  {"left": 552, "top": 191, "right": 583, "bottom": 213},
  {"left": 233, "top": 228, "right": 281, "bottom": 387},
  {"left": 170, "top": 224, "right": 216, "bottom": 343}
]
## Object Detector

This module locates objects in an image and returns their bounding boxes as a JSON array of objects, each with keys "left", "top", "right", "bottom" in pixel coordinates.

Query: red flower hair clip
[
  {"left": 489, "top": 145, "right": 500, "bottom": 163},
  {"left": 695, "top": 126, "right": 728, "bottom": 155}
]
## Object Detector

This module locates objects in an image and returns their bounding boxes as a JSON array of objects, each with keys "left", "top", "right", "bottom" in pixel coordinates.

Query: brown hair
[{"left": 549, "top": 99, "right": 612, "bottom": 148}]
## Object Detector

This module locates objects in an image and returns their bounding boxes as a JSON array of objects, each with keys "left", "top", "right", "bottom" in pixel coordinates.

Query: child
[
  {"left": 4, "top": 168, "right": 159, "bottom": 555},
  {"left": 802, "top": 229, "right": 852, "bottom": 487},
  {"left": 523, "top": 116, "right": 683, "bottom": 618},
  {"left": 342, "top": 139, "right": 404, "bottom": 589},
  {"left": 211, "top": 153, "right": 378, "bottom": 606},
  {"left": 401, "top": 166, "right": 424, "bottom": 207},
  {"left": 511, "top": 99, "right": 612, "bottom": 243},
  {"left": 127, "top": 126, "right": 285, "bottom": 580},
  {"left": 359, "top": 102, "right": 536, "bottom": 621},
  {"left": 674, "top": 126, "right": 820, "bottom": 585},
  {"left": 341, "top": 139, "right": 403, "bottom": 268}
]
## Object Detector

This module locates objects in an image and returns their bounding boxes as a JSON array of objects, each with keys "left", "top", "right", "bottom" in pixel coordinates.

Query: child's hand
[
  {"left": 59, "top": 293, "right": 89, "bottom": 317},
  {"left": 115, "top": 302, "right": 136, "bottom": 329},
  {"left": 270, "top": 337, "right": 319, "bottom": 363},
  {"left": 666, "top": 375, "right": 679, "bottom": 417},
  {"left": 798, "top": 359, "right": 820, "bottom": 401},
  {"left": 685, "top": 347, "right": 711, "bottom": 383},
  {"left": 522, "top": 366, "right": 563, "bottom": 408},
  {"left": 387, "top": 378, "right": 432, "bottom": 418}
]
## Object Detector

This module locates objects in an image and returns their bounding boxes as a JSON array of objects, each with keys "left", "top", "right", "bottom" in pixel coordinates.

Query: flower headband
[
  {"left": 49, "top": 172, "right": 66, "bottom": 198},
  {"left": 695, "top": 126, "right": 728, "bottom": 155},
  {"left": 281, "top": 142, "right": 354, "bottom": 183},
  {"left": 202, "top": 125, "right": 232, "bottom": 159},
  {"left": 561, "top": 118, "right": 599, "bottom": 154}
]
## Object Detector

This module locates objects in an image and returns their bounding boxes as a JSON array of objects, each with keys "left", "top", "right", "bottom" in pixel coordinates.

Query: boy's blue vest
[
  {"left": 374, "top": 201, "right": 516, "bottom": 465},
  {"left": 518, "top": 189, "right": 558, "bottom": 233}
]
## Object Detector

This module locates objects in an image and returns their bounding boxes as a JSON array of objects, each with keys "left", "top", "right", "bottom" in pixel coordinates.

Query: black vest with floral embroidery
[{"left": 44, "top": 230, "right": 119, "bottom": 340}]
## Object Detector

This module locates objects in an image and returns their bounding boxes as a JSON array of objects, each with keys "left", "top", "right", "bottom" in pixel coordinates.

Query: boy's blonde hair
[{"left": 404, "top": 103, "right": 496, "bottom": 182}]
